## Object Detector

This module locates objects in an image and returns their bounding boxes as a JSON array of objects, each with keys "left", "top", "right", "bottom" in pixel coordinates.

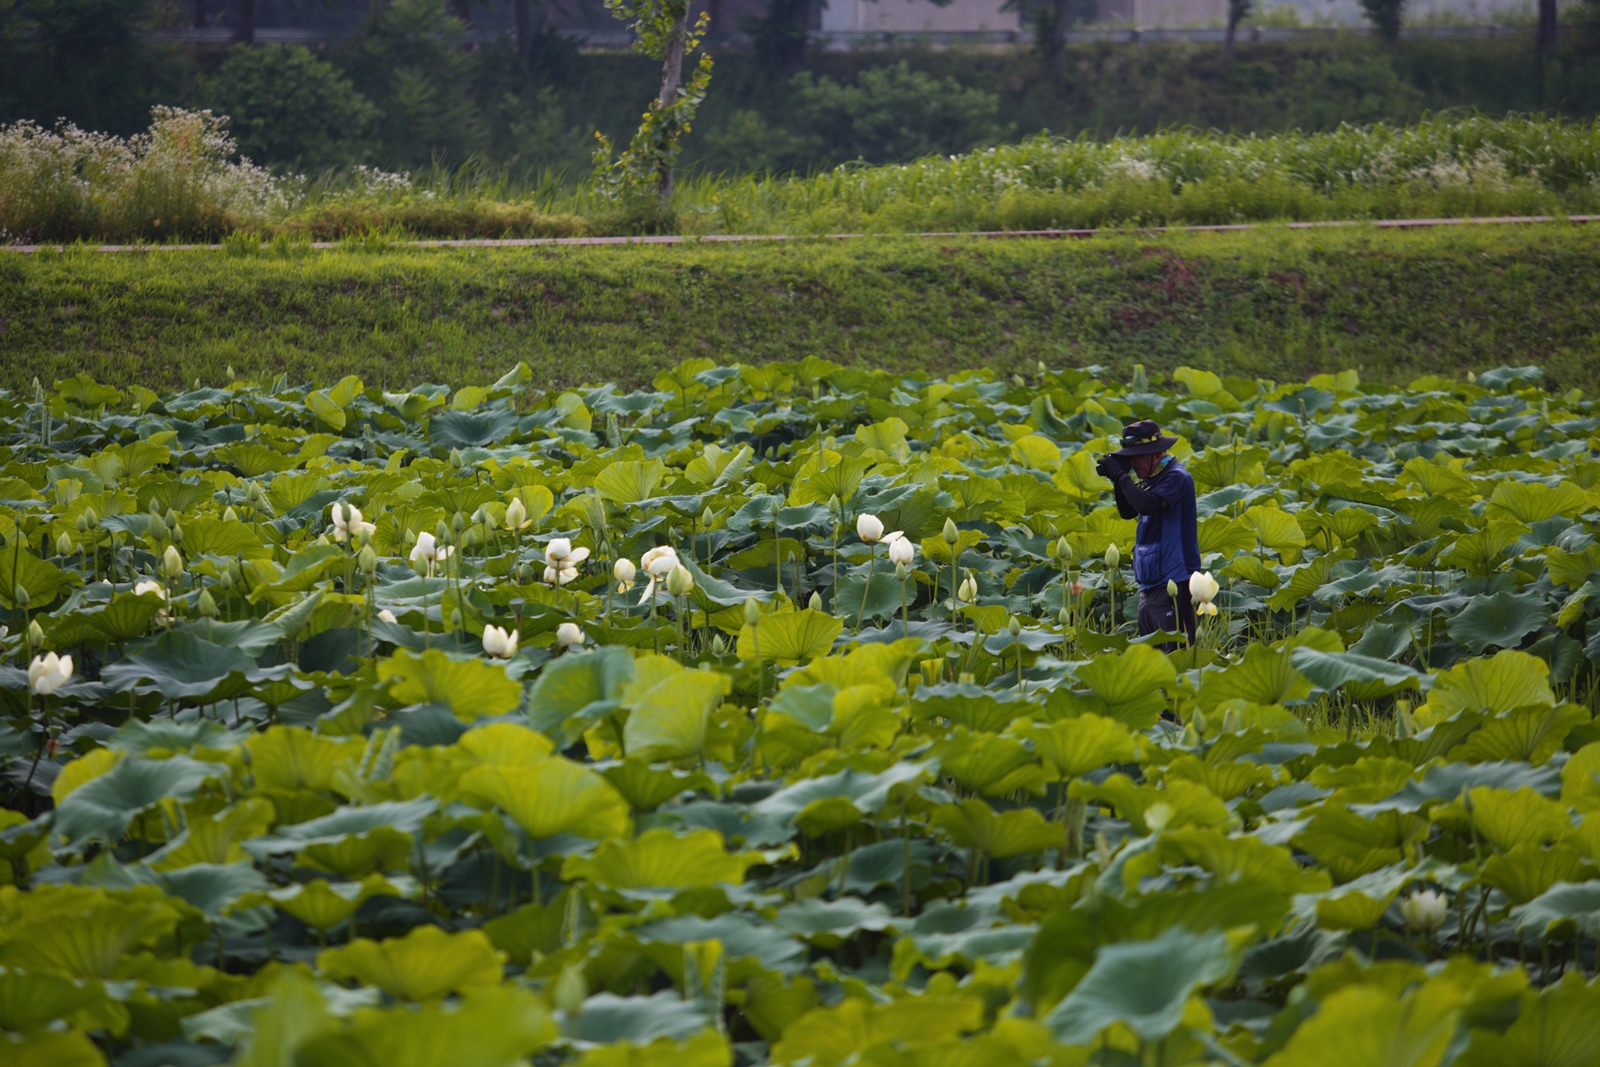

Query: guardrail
[{"left": 139, "top": 23, "right": 1546, "bottom": 49}]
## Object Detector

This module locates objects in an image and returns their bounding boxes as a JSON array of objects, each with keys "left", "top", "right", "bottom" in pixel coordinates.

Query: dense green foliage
[
  {"left": 2, "top": 360, "right": 1600, "bottom": 1066},
  {"left": 4, "top": 225, "right": 1600, "bottom": 397},
  {"left": 2, "top": 0, "right": 1600, "bottom": 178}
]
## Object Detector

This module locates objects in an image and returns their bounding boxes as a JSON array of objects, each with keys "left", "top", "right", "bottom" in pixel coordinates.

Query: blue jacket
[{"left": 1113, "top": 460, "right": 1202, "bottom": 591}]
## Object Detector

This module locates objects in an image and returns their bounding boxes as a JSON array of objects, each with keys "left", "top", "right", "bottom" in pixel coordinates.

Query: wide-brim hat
[{"left": 1111, "top": 419, "right": 1178, "bottom": 457}]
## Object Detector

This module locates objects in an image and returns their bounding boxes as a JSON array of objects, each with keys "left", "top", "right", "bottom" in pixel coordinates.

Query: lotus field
[{"left": 7, "top": 359, "right": 1600, "bottom": 1067}]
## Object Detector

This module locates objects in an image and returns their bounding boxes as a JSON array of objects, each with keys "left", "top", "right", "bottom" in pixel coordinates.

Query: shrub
[{"left": 205, "top": 46, "right": 381, "bottom": 174}]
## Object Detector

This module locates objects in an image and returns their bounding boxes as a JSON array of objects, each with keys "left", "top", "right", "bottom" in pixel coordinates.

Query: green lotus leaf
[
  {"left": 1293, "top": 807, "right": 1429, "bottom": 883},
  {"left": 1289, "top": 647, "right": 1424, "bottom": 699},
  {"left": 911, "top": 684, "right": 1027, "bottom": 734},
  {"left": 620, "top": 657, "right": 734, "bottom": 763},
  {"left": 0, "top": 884, "right": 183, "bottom": 979},
  {"left": 0, "top": 1028, "right": 108, "bottom": 1067},
  {"left": 1261, "top": 980, "right": 1463, "bottom": 1067},
  {"left": 832, "top": 571, "right": 906, "bottom": 627},
  {"left": 53, "top": 755, "right": 230, "bottom": 847},
  {"left": 771, "top": 994, "right": 983, "bottom": 1066},
  {"left": 179, "top": 515, "right": 271, "bottom": 559},
  {"left": 232, "top": 969, "right": 334, "bottom": 1067},
  {"left": 570, "top": 1029, "right": 731, "bottom": 1067},
  {"left": 1119, "top": 827, "right": 1332, "bottom": 897},
  {"left": 1197, "top": 629, "right": 1339, "bottom": 713},
  {"left": 428, "top": 407, "right": 520, "bottom": 450},
  {"left": 1418, "top": 650, "right": 1556, "bottom": 726},
  {"left": 930, "top": 800, "right": 1066, "bottom": 859},
  {"left": 247, "top": 727, "right": 364, "bottom": 793},
  {"left": 564, "top": 990, "right": 713, "bottom": 1046},
  {"left": 377, "top": 647, "right": 523, "bottom": 721},
  {"left": 1477, "top": 842, "right": 1589, "bottom": 904},
  {"left": 600, "top": 760, "right": 715, "bottom": 811},
  {"left": 1044, "top": 926, "right": 1236, "bottom": 1046},
  {"left": 1457, "top": 972, "right": 1600, "bottom": 1067},
  {"left": 461, "top": 758, "right": 630, "bottom": 841},
  {"left": 1070, "top": 644, "right": 1176, "bottom": 728},
  {"left": 1069, "top": 774, "right": 1231, "bottom": 835},
  {"left": 146, "top": 798, "right": 276, "bottom": 869},
  {"left": 595, "top": 459, "right": 666, "bottom": 505},
  {"left": 154, "top": 860, "right": 272, "bottom": 920},
  {"left": 561, "top": 828, "right": 759, "bottom": 889},
  {"left": 101, "top": 629, "right": 262, "bottom": 702},
  {"left": 318, "top": 925, "right": 504, "bottom": 1001},
  {"left": 773, "top": 897, "right": 894, "bottom": 943},
  {"left": 525, "top": 645, "right": 634, "bottom": 743},
  {"left": 1308, "top": 860, "right": 1450, "bottom": 931},
  {"left": 1448, "top": 591, "right": 1551, "bottom": 654},
  {"left": 1562, "top": 743, "right": 1600, "bottom": 813},
  {"left": 0, "top": 967, "right": 128, "bottom": 1036},
  {"left": 1460, "top": 786, "right": 1574, "bottom": 852},
  {"left": 737, "top": 609, "right": 844, "bottom": 665},
  {"left": 754, "top": 762, "right": 931, "bottom": 834},
  {"left": 1015, "top": 715, "right": 1137, "bottom": 779},
  {"left": 295, "top": 985, "right": 557, "bottom": 1067},
  {"left": 1241, "top": 505, "right": 1307, "bottom": 563},
  {"left": 1447, "top": 703, "right": 1588, "bottom": 766},
  {"left": 1443, "top": 520, "right": 1529, "bottom": 575},
  {"left": 1486, "top": 481, "right": 1592, "bottom": 525},
  {"left": 248, "top": 874, "right": 410, "bottom": 930},
  {"left": 933, "top": 733, "right": 1050, "bottom": 796},
  {"left": 0, "top": 544, "right": 68, "bottom": 611},
  {"left": 631, "top": 913, "right": 806, "bottom": 978},
  {"left": 1266, "top": 548, "right": 1355, "bottom": 612}
]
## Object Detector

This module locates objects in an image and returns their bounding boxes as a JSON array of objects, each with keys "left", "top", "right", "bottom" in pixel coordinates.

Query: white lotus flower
[
  {"left": 378, "top": 609, "right": 398, "bottom": 624},
  {"left": 957, "top": 575, "right": 977, "bottom": 602},
  {"left": 134, "top": 579, "right": 168, "bottom": 601},
  {"left": 1196, "top": 601, "right": 1219, "bottom": 617},
  {"left": 1189, "top": 571, "right": 1220, "bottom": 604},
  {"left": 544, "top": 563, "right": 579, "bottom": 587},
  {"left": 614, "top": 559, "right": 637, "bottom": 584},
  {"left": 555, "top": 622, "right": 585, "bottom": 648},
  {"left": 410, "top": 532, "right": 453, "bottom": 568},
  {"left": 636, "top": 546, "right": 680, "bottom": 605},
  {"left": 887, "top": 534, "right": 915, "bottom": 566},
  {"left": 857, "top": 514, "right": 884, "bottom": 543},
  {"left": 665, "top": 564, "right": 694, "bottom": 597},
  {"left": 482, "top": 624, "right": 519, "bottom": 659},
  {"left": 331, "top": 503, "right": 374, "bottom": 543},
  {"left": 1399, "top": 889, "right": 1448, "bottom": 934},
  {"left": 28, "top": 651, "right": 73, "bottom": 696},
  {"left": 504, "top": 497, "right": 529, "bottom": 532},
  {"left": 544, "top": 538, "right": 590, "bottom": 566}
]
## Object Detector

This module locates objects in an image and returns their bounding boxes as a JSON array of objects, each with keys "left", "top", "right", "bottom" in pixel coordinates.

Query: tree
[
  {"left": 1224, "top": 0, "right": 1250, "bottom": 59},
  {"left": 1359, "top": 0, "right": 1403, "bottom": 43},
  {"left": 233, "top": 0, "right": 255, "bottom": 43},
  {"left": 1537, "top": 0, "right": 1558, "bottom": 53},
  {"left": 591, "top": 0, "right": 713, "bottom": 210}
]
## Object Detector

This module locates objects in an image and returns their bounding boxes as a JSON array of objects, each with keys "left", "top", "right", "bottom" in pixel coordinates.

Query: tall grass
[{"left": 4, "top": 109, "right": 1599, "bottom": 242}]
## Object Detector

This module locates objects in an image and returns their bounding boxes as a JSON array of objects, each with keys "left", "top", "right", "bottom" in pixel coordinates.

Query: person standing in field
[{"left": 1096, "top": 420, "right": 1201, "bottom": 647}]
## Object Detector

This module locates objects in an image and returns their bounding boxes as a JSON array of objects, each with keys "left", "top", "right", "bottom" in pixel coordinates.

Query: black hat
[{"left": 1111, "top": 419, "right": 1178, "bottom": 457}]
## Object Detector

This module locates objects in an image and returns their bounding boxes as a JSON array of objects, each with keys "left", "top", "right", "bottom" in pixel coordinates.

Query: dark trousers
[{"left": 1138, "top": 585, "right": 1196, "bottom": 650}]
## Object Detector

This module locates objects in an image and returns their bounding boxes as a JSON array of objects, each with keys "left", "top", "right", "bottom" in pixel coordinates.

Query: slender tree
[
  {"left": 1224, "top": 0, "right": 1250, "bottom": 59},
  {"left": 1537, "top": 0, "right": 1558, "bottom": 53},
  {"left": 232, "top": 0, "right": 256, "bottom": 43},
  {"left": 1359, "top": 0, "right": 1403, "bottom": 44}
]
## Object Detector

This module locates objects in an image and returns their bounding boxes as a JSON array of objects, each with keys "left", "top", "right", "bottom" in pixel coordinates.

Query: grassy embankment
[{"left": 3, "top": 223, "right": 1598, "bottom": 395}]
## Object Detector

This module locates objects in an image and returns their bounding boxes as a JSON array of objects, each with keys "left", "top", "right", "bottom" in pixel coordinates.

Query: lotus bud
[
  {"left": 56, "top": 532, "right": 73, "bottom": 557},
  {"left": 505, "top": 497, "right": 528, "bottom": 532},
  {"left": 171, "top": 522, "right": 185, "bottom": 545},
  {"left": 148, "top": 513, "right": 168, "bottom": 541},
  {"left": 1167, "top": 579, "right": 1179, "bottom": 599},
  {"left": 1095, "top": 831, "right": 1112, "bottom": 869},
  {"left": 74, "top": 512, "right": 89, "bottom": 534},
  {"left": 1191, "top": 708, "right": 1207, "bottom": 737},
  {"left": 220, "top": 570, "right": 234, "bottom": 592},
  {"left": 1036, "top": 360, "right": 1048, "bottom": 376},
  {"left": 553, "top": 964, "right": 588, "bottom": 1017},
  {"left": 1057, "top": 536, "right": 1073, "bottom": 561},
  {"left": 1144, "top": 802, "right": 1173, "bottom": 832},
  {"left": 744, "top": 598, "right": 761, "bottom": 627},
  {"left": 555, "top": 622, "right": 584, "bottom": 649},
  {"left": 1058, "top": 606, "right": 1071, "bottom": 625},
  {"left": 449, "top": 448, "right": 463, "bottom": 469},
  {"left": 1131, "top": 363, "right": 1148, "bottom": 392},
  {"left": 942, "top": 518, "right": 959, "bottom": 545},
  {"left": 358, "top": 545, "right": 378, "bottom": 575},
  {"left": 83, "top": 506, "right": 99, "bottom": 530},
  {"left": 452, "top": 511, "right": 466, "bottom": 535},
  {"left": 808, "top": 591, "right": 823, "bottom": 611},
  {"left": 895, "top": 562, "right": 908, "bottom": 582},
  {"left": 223, "top": 505, "right": 240, "bottom": 524},
  {"left": 1104, "top": 543, "right": 1120, "bottom": 568},
  {"left": 197, "top": 588, "right": 219, "bottom": 618},
  {"left": 700, "top": 506, "right": 714, "bottom": 528},
  {"left": 665, "top": 564, "right": 694, "bottom": 597},
  {"left": 27, "top": 618, "right": 46, "bottom": 650},
  {"left": 614, "top": 558, "right": 636, "bottom": 584},
  {"left": 1011, "top": 374, "right": 1025, "bottom": 388},
  {"left": 1221, "top": 706, "right": 1240, "bottom": 734},
  {"left": 162, "top": 545, "right": 184, "bottom": 578},
  {"left": 827, "top": 494, "right": 841, "bottom": 517},
  {"left": 379, "top": 608, "right": 398, "bottom": 624},
  {"left": 1399, "top": 890, "right": 1448, "bottom": 935},
  {"left": 1008, "top": 616, "right": 1022, "bottom": 636},
  {"left": 226, "top": 560, "right": 244, "bottom": 585},
  {"left": 957, "top": 574, "right": 977, "bottom": 602},
  {"left": 482, "top": 624, "right": 520, "bottom": 659},
  {"left": 435, "top": 520, "right": 451, "bottom": 545},
  {"left": 710, "top": 633, "right": 728, "bottom": 656},
  {"left": 856, "top": 513, "right": 884, "bottom": 543},
  {"left": 583, "top": 494, "right": 608, "bottom": 535},
  {"left": 887, "top": 535, "right": 915, "bottom": 567}
]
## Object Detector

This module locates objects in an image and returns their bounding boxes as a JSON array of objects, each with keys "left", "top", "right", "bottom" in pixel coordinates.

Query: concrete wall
[{"left": 819, "top": 0, "right": 1021, "bottom": 34}]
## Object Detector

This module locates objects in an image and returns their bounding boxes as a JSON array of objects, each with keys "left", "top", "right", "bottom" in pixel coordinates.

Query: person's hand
[{"left": 1095, "top": 454, "right": 1128, "bottom": 480}]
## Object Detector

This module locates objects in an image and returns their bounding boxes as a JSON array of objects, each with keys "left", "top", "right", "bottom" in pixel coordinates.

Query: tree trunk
[
  {"left": 656, "top": 11, "right": 689, "bottom": 205},
  {"left": 787, "top": 0, "right": 810, "bottom": 73},
  {"left": 1048, "top": 0, "right": 1069, "bottom": 78},
  {"left": 1536, "top": 0, "right": 1557, "bottom": 53},
  {"left": 232, "top": 0, "right": 255, "bottom": 43},
  {"left": 514, "top": 0, "right": 533, "bottom": 62},
  {"left": 706, "top": 0, "right": 723, "bottom": 40},
  {"left": 193, "top": 0, "right": 206, "bottom": 29},
  {"left": 1224, "top": 20, "right": 1236, "bottom": 59},
  {"left": 454, "top": 0, "right": 472, "bottom": 24}
]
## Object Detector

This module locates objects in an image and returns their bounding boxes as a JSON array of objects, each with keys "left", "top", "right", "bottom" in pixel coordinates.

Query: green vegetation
[
  {"left": 3, "top": 361, "right": 1600, "bottom": 1066},
  {"left": 4, "top": 224, "right": 1600, "bottom": 396},
  {"left": 6, "top": 110, "right": 1600, "bottom": 242}
]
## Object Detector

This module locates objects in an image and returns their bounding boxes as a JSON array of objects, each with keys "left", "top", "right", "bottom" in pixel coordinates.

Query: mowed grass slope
[{"left": 4, "top": 224, "right": 1599, "bottom": 394}]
